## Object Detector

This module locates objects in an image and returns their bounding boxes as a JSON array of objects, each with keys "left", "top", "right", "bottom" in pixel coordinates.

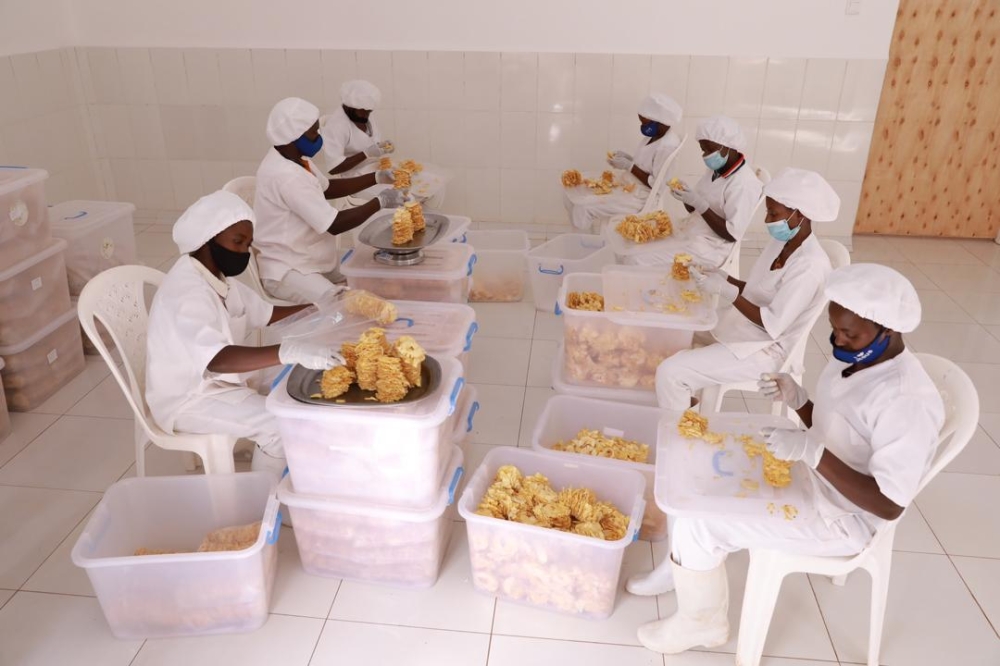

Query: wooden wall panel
[{"left": 856, "top": 0, "right": 1000, "bottom": 237}]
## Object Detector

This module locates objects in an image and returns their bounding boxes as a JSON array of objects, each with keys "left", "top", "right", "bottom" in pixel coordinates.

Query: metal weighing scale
[
  {"left": 357, "top": 210, "right": 452, "bottom": 266},
  {"left": 286, "top": 356, "right": 442, "bottom": 407}
]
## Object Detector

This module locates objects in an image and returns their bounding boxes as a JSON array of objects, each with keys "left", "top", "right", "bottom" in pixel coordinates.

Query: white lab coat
[
  {"left": 655, "top": 234, "right": 832, "bottom": 410},
  {"left": 628, "top": 164, "right": 763, "bottom": 268},
  {"left": 317, "top": 107, "right": 382, "bottom": 175},
  {"left": 253, "top": 148, "right": 340, "bottom": 299},
  {"left": 565, "top": 130, "right": 682, "bottom": 232},
  {"left": 670, "top": 350, "right": 944, "bottom": 570}
]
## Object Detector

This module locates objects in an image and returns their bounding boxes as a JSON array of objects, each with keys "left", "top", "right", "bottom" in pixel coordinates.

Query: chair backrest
[
  {"left": 223, "top": 176, "right": 257, "bottom": 208},
  {"left": 641, "top": 132, "right": 688, "bottom": 214},
  {"left": 77, "top": 265, "right": 165, "bottom": 431},
  {"left": 754, "top": 165, "right": 772, "bottom": 185},
  {"left": 913, "top": 353, "right": 980, "bottom": 493}
]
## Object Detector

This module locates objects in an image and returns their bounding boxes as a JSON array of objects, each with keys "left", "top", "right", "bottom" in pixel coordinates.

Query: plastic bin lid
[
  {"left": 527, "top": 233, "right": 606, "bottom": 262},
  {"left": 0, "top": 167, "right": 48, "bottom": 196},
  {"left": 340, "top": 242, "right": 476, "bottom": 280},
  {"left": 462, "top": 229, "right": 530, "bottom": 252},
  {"left": 278, "top": 445, "right": 464, "bottom": 519},
  {"left": 0, "top": 237, "right": 67, "bottom": 282},
  {"left": 601, "top": 265, "right": 717, "bottom": 330},
  {"left": 602, "top": 214, "right": 685, "bottom": 258},
  {"left": 49, "top": 200, "right": 136, "bottom": 236},
  {"left": 0, "top": 308, "right": 78, "bottom": 356}
]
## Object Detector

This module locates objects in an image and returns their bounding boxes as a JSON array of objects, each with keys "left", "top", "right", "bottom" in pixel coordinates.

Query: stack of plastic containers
[
  {"left": 268, "top": 352, "right": 467, "bottom": 588},
  {"left": 340, "top": 243, "right": 476, "bottom": 304},
  {"left": 0, "top": 168, "right": 85, "bottom": 411},
  {"left": 526, "top": 233, "right": 614, "bottom": 312},
  {"left": 461, "top": 230, "right": 530, "bottom": 302},
  {"left": 49, "top": 200, "right": 137, "bottom": 354},
  {"left": 0, "top": 359, "right": 9, "bottom": 443}
]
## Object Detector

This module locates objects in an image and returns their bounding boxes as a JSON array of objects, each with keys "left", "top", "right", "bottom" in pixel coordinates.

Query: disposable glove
[
  {"left": 608, "top": 150, "right": 633, "bottom": 170},
  {"left": 377, "top": 188, "right": 406, "bottom": 209},
  {"left": 278, "top": 340, "right": 344, "bottom": 371},
  {"left": 761, "top": 426, "right": 824, "bottom": 469},
  {"left": 757, "top": 373, "right": 809, "bottom": 410}
]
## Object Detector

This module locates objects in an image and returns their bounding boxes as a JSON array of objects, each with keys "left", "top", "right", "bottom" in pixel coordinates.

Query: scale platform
[{"left": 357, "top": 210, "right": 451, "bottom": 266}]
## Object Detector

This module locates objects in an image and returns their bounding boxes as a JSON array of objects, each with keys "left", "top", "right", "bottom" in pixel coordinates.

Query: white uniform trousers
[{"left": 172, "top": 390, "right": 283, "bottom": 457}]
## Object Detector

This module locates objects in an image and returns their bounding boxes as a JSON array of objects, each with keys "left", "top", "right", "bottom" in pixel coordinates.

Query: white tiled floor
[{"left": 0, "top": 231, "right": 999, "bottom": 664}]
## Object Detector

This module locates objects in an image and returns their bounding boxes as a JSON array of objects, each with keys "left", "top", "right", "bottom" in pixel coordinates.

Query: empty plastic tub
[
  {"left": 341, "top": 243, "right": 476, "bottom": 304},
  {"left": 279, "top": 446, "right": 462, "bottom": 588},
  {"left": 0, "top": 238, "right": 71, "bottom": 347},
  {"left": 0, "top": 167, "right": 51, "bottom": 271},
  {"left": 551, "top": 343, "right": 657, "bottom": 406},
  {"left": 0, "top": 309, "right": 86, "bottom": 411},
  {"left": 49, "top": 200, "right": 137, "bottom": 296},
  {"left": 0, "top": 359, "right": 9, "bottom": 443},
  {"left": 71, "top": 472, "right": 281, "bottom": 640},
  {"left": 459, "top": 447, "right": 645, "bottom": 619},
  {"left": 266, "top": 355, "right": 465, "bottom": 508},
  {"left": 527, "top": 233, "right": 614, "bottom": 312},
  {"left": 531, "top": 395, "right": 666, "bottom": 542},
  {"left": 461, "top": 230, "right": 529, "bottom": 302}
]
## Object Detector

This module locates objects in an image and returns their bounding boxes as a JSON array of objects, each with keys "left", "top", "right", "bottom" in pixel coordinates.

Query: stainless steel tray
[
  {"left": 286, "top": 356, "right": 442, "bottom": 407},
  {"left": 357, "top": 210, "right": 451, "bottom": 252}
]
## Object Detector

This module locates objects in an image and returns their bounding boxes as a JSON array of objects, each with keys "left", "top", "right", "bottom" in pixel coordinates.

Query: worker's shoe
[
  {"left": 637, "top": 560, "right": 729, "bottom": 654},
  {"left": 626, "top": 559, "right": 675, "bottom": 596}
]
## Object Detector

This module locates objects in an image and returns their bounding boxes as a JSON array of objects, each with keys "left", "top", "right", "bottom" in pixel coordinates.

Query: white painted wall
[
  {"left": 67, "top": 0, "right": 899, "bottom": 59},
  {"left": 0, "top": 0, "right": 76, "bottom": 56}
]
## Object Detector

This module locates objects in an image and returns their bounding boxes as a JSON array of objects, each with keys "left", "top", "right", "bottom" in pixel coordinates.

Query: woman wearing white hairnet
[
  {"left": 146, "top": 191, "right": 342, "bottom": 477},
  {"left": 565, "top": 93, "right": 683, "bottom": 232},
  {"left": 628, "top": 116, "right": 762, "bottom": 268},
  {"left": 632, "top": 263, "right": 945, "bottom": 655},
  {"left": 654, "top": 168, "right": 838, "bottom": 411},
  {"left": 317, "top": 80, "right": 393, "bottom": 176},
  {"left": 254, "top": 97, "right": 406, "bottom": 304}
]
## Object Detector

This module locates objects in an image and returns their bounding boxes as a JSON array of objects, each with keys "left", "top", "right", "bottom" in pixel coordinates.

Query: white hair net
[
  {"left": 763, "top": 168, "right": 841, "bottom": 222},
  {"left": 825, "top": 263, "right": 922, "bottom": 333},
  {"left": 341, "top": 80, "right": 382, "bottom": 110},
  {"left": 173, "top": 191, "right": 255, "bottom": 254},
  {"left": 637, "top": 93, "right": 682, "bottom": 127},
  {"left": 266, "top": 97, "right": 319, "bottom": 145},
  {"left": 695, "top": 115, "right": 746, "bottom": 153}
]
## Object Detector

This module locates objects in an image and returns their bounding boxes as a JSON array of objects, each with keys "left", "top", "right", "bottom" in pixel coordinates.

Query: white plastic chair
[
  {"left": 77, "top": 265, "right": 238, "bottom": 476},
  {"left": 700, "top": 238, "right": 851, "bottom": 416},
  {"left": 639, "top": 132, "right": 689, "bottom": 214},
  {"left": 734, "top": 353, "right": 979, "bottom": 666},
  {"left": 222, "top": 175, "right": 257, "bottom": 207},
  {"left": 717, "top": 166, "right": 770, "bottom": 281}
]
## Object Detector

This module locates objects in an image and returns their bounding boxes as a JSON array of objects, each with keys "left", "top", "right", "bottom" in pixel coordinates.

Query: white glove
[
  {"left": 375, "top": 169, "right": 395, "bottom": 184},
  {"left": 377, "top": 188, "right": 406, "bottom": 209},
  {"left": 691, "top": 266, "right": 738, "bottom": 304},
  {"left": 678, "top": 186, "right": 710, "bottom": 215},
  {"left": 278, "top": 340, "right": 344, "bottom": 371},
  {"left": 377, "top": 139, "right": 395, "bottom": 154},
  {"left": 761, "top": 427, "right": 824, "bottom": 469},
  {"left": 669, "top": 179, "right": 691, "bottom": 200},
  {"left": 608, "top": 150, "right": 633, "bottom": 170},
  {"left": 757, "top": 373, "right": 809, "bottom": 410},
  {"left": 363, "top": 142, "right": 385, "bottom": 158}
]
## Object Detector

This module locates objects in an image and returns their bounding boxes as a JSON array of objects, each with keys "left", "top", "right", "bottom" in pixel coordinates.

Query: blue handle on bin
[
  {"left": 64, "top": 211, "right": 88, "bottom": 220},
  {"left": 0, "top": 165, "right": 27, "bottom": 169},
  {"left": 267, "top": 510, "right": 282, "bottom": 545},
  {"left": 554, "top": 302, "right": 562, "bottom": 316},
  {"left": 451, "top": 232, "right": 468, "bottom": 243},
  {"left": 466, "top": 254, "right": 477, "bottom": 276},
  {"left": 711, "top": 450, "right": 734, "bottom": 477},
  {"left": 447, "top": 466, "right": 464, "bottom": 505},
  {"left": 270, "top": 364, "right": 293, "bottom": 390},
  {"left": 448, "top": 377, "right": 465, "bottom": 416},
  {"left": 538, "top": 265, "right": 564, "bottom": 275},
  {"left": 341, "top": 248, "right": 354, "bottom": 263},
  {"left": 463, "top": 321, "right": 479, "bottom": 352},
  {"left": 393, "top": 317, "right": 415, "bottom": 328},
  {"left": 466, "top": 401, "right": 480, "bottom": 433}
]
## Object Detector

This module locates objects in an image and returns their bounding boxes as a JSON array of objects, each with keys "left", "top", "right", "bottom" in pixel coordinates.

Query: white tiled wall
[{"left": 0, "top": 47, "right": 888, "bottom": 246}]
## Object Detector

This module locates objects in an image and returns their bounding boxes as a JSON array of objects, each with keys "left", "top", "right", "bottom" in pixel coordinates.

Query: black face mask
[
  {"left": 343, "top": 106, "right": 369, "bottom": 124},
  {"left": 208, "top": 238, "right": 251, "bottom": 277}
]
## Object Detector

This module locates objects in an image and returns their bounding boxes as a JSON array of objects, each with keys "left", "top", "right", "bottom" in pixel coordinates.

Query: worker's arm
[
  {"left": 327, "top": 200, "right": 380, "bottom": 235},
  {"left": 329, "top": 152, "right": 367, "bottom": 175},
  {"left": 700, "top": 208, "right": 735, "bottom": 242},
  {"left": 814, "top": 452, "right": 905, "bottom": 521},
  {"left": 324, "top": 173, "right": 377, "bottom": 199},
  {"left": 630, "top": 164, "right": 652, "bottom": 188},
  {"left": 732, "top": 293, "right": 764, "bottom": 327},
  {"left": 795, "top": 401, "right": 815, "bottom": 428},
  {"left": 207, "top": 345, "right": 281, "bottom": 374},
  {"left": 268, "top": 304, "right": 312, "bottom": 325}
]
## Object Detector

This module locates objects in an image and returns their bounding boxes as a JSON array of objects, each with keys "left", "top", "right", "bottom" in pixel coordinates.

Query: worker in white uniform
[
  {"left": 654, "top": 168, "right": 839, "bottom": 411},
  {"left": 628, "top": 116, "right": 762, "bottom": 268},
  {"left": 317, "top": 80, "right": 392, "bottom": 176},
  {"left": 632, "top": 263, "right": 945, "bottom": 655},
  {"left": 145, "top": 191, "right": 342, "bottom": 477},
  {"left": 253, "top": 97, "right": 406, "bottom": 304},
  {"left": 565, "top": 93, "right": 683, "bottom": 232}
]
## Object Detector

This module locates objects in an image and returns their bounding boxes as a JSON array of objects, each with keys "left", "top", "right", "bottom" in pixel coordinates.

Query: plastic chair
[
  {"left": 700, "top": 239, "right": 851, "bottom": 416},
  {"left": 639, "top": 132, "right": 689, "bottom": 214},
  {"left": 734, "top": 353, "right": 979, "bottom": 666},
  {"left": 222, "top": 175, "right": 257, "bottom": 207},
  {"left": 77, "top": 265, "right": 238, "bottom": 476},
  {"left": 718, "top": 166, "right": 770, "bottom": 281}
]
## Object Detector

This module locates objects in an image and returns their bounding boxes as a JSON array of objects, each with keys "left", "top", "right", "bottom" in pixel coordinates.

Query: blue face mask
[
  {"left": 640, "top": 121, "right": 661, "bottom": 137},
  {"left": 703, "top": 149, "right": 728, "bottom": 171},
  {"left": 293, "top": 134, "right": 323, "bottom": 158},
  {"left": 765, "top": 209, "right": 802, "bottom": 242},
  {"left": 830, "top": 328, "right": 890, "bottom": 365}
]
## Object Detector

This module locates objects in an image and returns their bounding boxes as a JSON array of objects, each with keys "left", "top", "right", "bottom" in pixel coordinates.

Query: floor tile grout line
[
  {"left": 0, "top": 415, "right": 63, "bottom": 473},
  {"left": 15, "top": 502, "right": 100, "bottom": 595},
  {"left": 945, "top": 553, "right": 1000, "bottom": 640},
  {"left": 484, "top": 599, "right": 497, "bottom": 666},
  {"left": 126, "top": 639, "right": 146, "bottom": 666},
  {"left": 0, "top": 481, "right": 103, "bottom": 495},
  {"left": 318, "top": 616, "right": 494, "bottom": 636},
  {"left": 806, "top": 572, "right": 843, "bottom": 664}
]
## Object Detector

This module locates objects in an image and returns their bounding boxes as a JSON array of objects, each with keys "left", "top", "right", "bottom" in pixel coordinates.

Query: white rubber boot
[
  {"left": 626, "top": 559, "right": 676, "bottom": 596},
  {"left": 637, "top": 559, "right": 729, "bottom": 654}
]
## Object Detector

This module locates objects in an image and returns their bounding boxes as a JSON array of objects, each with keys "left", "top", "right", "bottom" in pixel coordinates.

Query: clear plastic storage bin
[
  {"left": 0, "top": 359, "right": 10, "bottom": 443},
  {"left": 451, "top": 385, "right": 479, "bottom": 446},
  {"left": 71, "top": 472, "right": 281, "bottom": 640},
  {"left": 531, "top": 395, "right": 666, "bottom": 542},
  {"left": 461, "top": 230, "right": 529, "bottom": 302},
  {"left": 49, "top": 200, "right": 137, "bottom": 296},
  {"left": 557, "top": 270, "right": 716, "bottom": 393},
  {"left": 527, "top": 233, "right": 614, "bottom": 312},
  {"left": 266, "top": 355, "right": 465, "bottom": 508},
  {"left": 551, "top": 344, "right": 657, "bottom": 406},
  {"left": 341, "top": 243, "right": 476, "bottom": 304},
  {"left": 458, "top": 447, "right": 645, "bottom": 619},
  {"left": 0, "top": 167, "right": 50, "bottom": 271},
  {"left": 0, "top": 238, "right": 71, "bottom": 347},
  {"left": 279, "top": 446, "right": 462, "bottom": 588},
  {"left": 0, "top": 309, "right": 85, "bottom": 411}
]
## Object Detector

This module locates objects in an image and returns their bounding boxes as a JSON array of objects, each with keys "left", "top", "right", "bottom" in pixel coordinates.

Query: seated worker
[
  {"left": 628, "top": 116, "right": 763, "bottom": 268},
  {"left": 565, "top": 93, "right": 683, "bottom": 232},
  {"left": 317, "top": 79, "right": 393, "bottom": 176},
  {"left": 632, "top": 263, "right": 945, "bottom": 654},
  {"left": 146, "top": 191, "right": 341, "bottom": 477},
  {"left": 253, "top": 97, "right": 406, "bottom": 304},
  {"left": 654, "top": 168, "right": 839, "bottom": 412}
]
